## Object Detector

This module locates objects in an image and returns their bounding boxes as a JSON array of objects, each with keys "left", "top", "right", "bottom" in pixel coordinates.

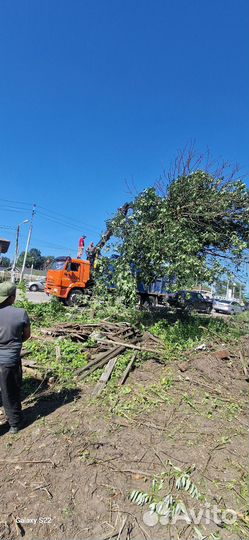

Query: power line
[
  {"left": 0, "top": 206, "right": 32, "bottom": 214},
  {"left": 36, "top": 213, "right": 84, "bottom": 232},
  {"left": 0, "top": 197, "right": 32, "bottom": 207},
  {"left": 36, "top": 212, "right": 99, "bottom": 235},
  {"left": 0, "top": 198, "right": 102, "bottom": 235},
  {"left": 0, "top": 225, "right": 16, "bottom": 231},
  {"left": 36, "top": 209, "right": 100, "bottom": 234},
  {"left": 37, "top": 204, "right": 100, "bottom": 231},
  {"left": 32, "top": 239, "right": 75, "bottom": 252}
]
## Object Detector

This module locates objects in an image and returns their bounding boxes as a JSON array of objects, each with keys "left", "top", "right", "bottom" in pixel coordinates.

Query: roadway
[{"left": 16, "top": 290, "right": 50, "bottom": 304}]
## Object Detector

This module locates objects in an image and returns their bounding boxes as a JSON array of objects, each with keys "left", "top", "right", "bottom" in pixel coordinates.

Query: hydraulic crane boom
[{"left": 92, "top": 202, "right": 131, "bottom": 263}]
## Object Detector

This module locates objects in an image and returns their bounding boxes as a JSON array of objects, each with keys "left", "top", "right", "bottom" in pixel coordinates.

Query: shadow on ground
[{"left": 0, "top": 378, "right": 81, "bottom": 435}]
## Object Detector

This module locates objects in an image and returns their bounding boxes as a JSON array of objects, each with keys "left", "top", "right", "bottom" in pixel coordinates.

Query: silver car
[
  {"left": 27, "top": 278, "right": 46, "bottom": 292},
  {"left": 213, "top": 299, "right": 243, "bottom": 315}
]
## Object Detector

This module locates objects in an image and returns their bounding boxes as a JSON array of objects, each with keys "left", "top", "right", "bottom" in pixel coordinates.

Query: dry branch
[
  {"left": 55, "top": 346, "right": 61, "bottom": 363},
  {"left": 119, "top": 353, "right": 137, "bottom": 385},
  {"left": 239, "top": 350, "right": 248, "bottom": 378},
  {"left": 96, "top": 338, "right": 164, "bottom": 355}
]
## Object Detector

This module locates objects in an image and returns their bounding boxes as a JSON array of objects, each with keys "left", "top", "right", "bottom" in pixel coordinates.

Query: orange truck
[
  {"left": 45, "top": 256, "right": 92, "bottom": 306},
  {"left": 45, "top": 203, "right": 132, "bottom": 306}
]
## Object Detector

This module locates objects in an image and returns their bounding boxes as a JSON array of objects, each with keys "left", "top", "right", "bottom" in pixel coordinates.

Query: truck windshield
[{"left": 50, "top": 260, "right": 66, "bottom": 270}]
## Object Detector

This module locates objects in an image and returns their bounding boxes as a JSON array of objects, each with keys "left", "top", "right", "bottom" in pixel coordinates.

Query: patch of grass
[
  {"left": 182, "top": 393, "right": 199, "bottom": 411},
  {"left": 101, "top": 372, "right": 173, "bottom": 418},
  {"left": 61, "top": 507, "right": 73, "bottom": 519},
  {"left": 225, "top": 402, "right": 243, "bottom": 421},
  {"left": 16, "top": 296, "right": 69, "bottom": 327},
  {"left": 150, "top": 318, "right": 205, "bottom": 353},
  {"left": 195, "top": 393, "right": 245, "bottom": 421},
  {"left": 16, "top": 293, "right": 142, "bottom": 329},
  {"left": 25, "top": 339, "right": 88, "bottom": 387},
  {"left": 149, "top": 312, "right": 249, "bottom": 359}
]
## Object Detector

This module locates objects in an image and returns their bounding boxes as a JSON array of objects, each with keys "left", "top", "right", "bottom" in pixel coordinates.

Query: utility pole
[
  {"left": 11, "top": 219, "right": 29, "bottom": 283},
  {"left": 30, "top": 261, "right": 34, "bottom": 281},
  {"left": 226, "top": 280, "right": 229, "bottom": 300},
  {"left": 19, "top": 204, "right": 36, "bottom": 283},
  {"left": 11, "top": 224, "right": 20, "bottom": 283}
]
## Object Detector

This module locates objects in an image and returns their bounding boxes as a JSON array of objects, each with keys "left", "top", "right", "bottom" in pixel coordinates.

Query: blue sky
[{"left": 0, "top": 0, "right": 248, "bottom": 262}]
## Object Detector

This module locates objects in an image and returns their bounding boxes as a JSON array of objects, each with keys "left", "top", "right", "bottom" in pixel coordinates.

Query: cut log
[
  {"left": 76, "top": 336, "right": 143, "bottom": 379},
  {"left": 22, "top": 365, "right": 46, "bottom": 380},
  {"left": 31, "top": 334, "right": 55, "bottom": 343},
  {"left": 239, "top": 350, "right": 248, "bottom": 377},
  {"left": 143, "top": 331, "right": 164, "bottom": 345},
  {"left": 22, "top": 358, "right": 39, "bottom": 368},
  {"left": 95, "top": 338, "right": 164, "bottom": 355},
  {"left": 77, "top": 355, "right": 116, "bottom": 380},
  {"left": 55, "top": 346, "right": 61, "bottom": 363},
  {"left": 75, "top": 345, "right": 125, "bottom": 376},
  {"left": 119, "top": 353, "right": 137, "bottom": 385},
  {"left": 92, "top": 356, "right": 118, "bottom": 397},
  {"left": 20, "top": 350, "right": 31, "bottom": 358}
]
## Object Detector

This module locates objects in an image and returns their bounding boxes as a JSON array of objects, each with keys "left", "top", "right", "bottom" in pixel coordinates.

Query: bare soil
[{"left": 0, "top": 337, "right": 248, "bottom": 540}]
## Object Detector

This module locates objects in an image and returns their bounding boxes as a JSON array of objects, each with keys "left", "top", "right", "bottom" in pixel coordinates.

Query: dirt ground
[{"left": 0, "top": 337, "right": 248, "bottom": 540}]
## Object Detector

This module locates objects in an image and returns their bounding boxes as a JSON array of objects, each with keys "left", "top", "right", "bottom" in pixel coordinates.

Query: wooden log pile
[
  {"left": 41, "top": 321, "right": 136, "bottom": 342},
  {"left": 40, "top": 321, "right": 164, "bottom": 390}
]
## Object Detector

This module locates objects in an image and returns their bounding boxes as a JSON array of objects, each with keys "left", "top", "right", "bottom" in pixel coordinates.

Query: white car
[
  {"left": 213, "top": 299, "right": 243, "bottom": 315},
  {"left": 27, "top": 278, "right": 46, "bottom": 292}
]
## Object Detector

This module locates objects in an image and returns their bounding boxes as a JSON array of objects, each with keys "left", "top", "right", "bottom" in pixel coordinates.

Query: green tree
[
  {"left": 17, "top": 249, "right": 55, "bottom": 270},
  {"left": 97, "top": 152, "right": 249, "bottom": 302},
  {"left": 0, "top": 256, "right": 11, "bottom": 268},
  {"left": 18, "top": 248, "right": 45, "bottom": 269}
]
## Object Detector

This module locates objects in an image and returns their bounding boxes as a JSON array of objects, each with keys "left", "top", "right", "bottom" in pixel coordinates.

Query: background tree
[
  {"left": 0, "top": 256, "right": 11, "bottom": 268},
  {"left": 17, "top": 248, "right": 55, "bottom": 270},
  {"left": 97, "top": 149, "right": 249, "bottom": 301}
]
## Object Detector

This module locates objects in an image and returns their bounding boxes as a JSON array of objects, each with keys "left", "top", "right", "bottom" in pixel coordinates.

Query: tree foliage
[
  {"left": 0, "top": 256, "right": 11, "bottom": 268},
  {"left": 17, "top": 248, "right": 55, "bottom": 270},
  {"left": 98, "top": 153, "right": 249, "bottom": 300}
]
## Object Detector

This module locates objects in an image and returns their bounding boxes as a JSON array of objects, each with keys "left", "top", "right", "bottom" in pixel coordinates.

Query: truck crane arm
[{"left": 92, "top": 202, "right": 131, "bottom": 263}]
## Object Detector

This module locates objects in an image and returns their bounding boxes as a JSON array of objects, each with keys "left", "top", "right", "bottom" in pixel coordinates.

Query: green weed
[
  {"left": 106, "top": 374, "right": 173, "bottom": 418},
  {"left": 25, "top": 339, "right": 88, "bottom": 387},
  {"left": 149, "top": 313, "right": 249, "bottom": 358}
]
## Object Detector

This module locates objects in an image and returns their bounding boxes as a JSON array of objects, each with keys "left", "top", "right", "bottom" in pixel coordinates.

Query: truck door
[
  {"left": 80, "top": 260, "right": 91, "bottom": 286},
  {"left": 61, "top": 261, "right": 81, "bottom": 290}
]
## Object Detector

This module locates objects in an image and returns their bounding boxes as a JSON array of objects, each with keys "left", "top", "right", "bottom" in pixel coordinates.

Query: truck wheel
[
  {"left": 141, "top": 295, "right": 157, "bottom": 310},
  {"left": 66, "top": 289, "right": 84, "bottom": 307}
]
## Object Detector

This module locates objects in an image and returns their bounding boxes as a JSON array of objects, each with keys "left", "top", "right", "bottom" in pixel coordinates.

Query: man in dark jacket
[
  {"left": 0, "top": 282, "right": 30, "bottom": 434},
  {"left": 86, "top": 242, "right": 95, "bottom": 267}
]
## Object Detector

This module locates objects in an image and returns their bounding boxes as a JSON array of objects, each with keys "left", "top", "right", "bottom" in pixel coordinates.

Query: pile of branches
[{"left": 40, "top": 321, "right": 164, "bottom": 392}]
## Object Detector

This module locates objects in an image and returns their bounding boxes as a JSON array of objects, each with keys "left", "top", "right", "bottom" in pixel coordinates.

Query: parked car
[
  {"left": 167, "top": 290, "right": 213, "bottom": 313},
  {"left": 27, "top": 278, "right": 46, "bottom": 292},
  {"left": 213, "top": 299, "right": 243, "bottom": 315}
]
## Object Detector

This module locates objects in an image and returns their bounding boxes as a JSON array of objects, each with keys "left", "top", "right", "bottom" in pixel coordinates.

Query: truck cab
[{"left": 45, "top": 256, "right": 91, "bottom": 306}]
